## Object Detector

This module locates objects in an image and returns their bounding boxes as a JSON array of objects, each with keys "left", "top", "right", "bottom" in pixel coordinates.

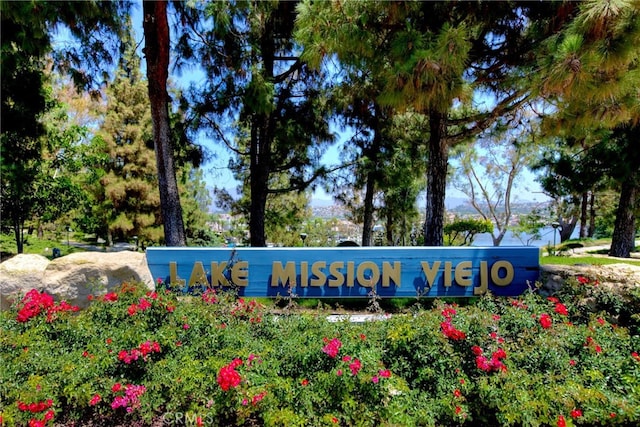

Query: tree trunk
[
  {"left": 559, "top": 219, "right": 577, "bottom": 243},
  {"left": 579, "top": 191, "right": 588, "bottom": 238},
  {"left": 423, "top": 112, "right": 448, "bottom": 246},
  {"left": 588, "top": 192, "right": 596, "bottom": 238},
  {"left": 249, "top": 116, "right": 270, "bottom": 247},
  {"left": 143, "top": 0, "right": 186, "bottom": 247},
  {"left": 13, "top": 221, "right": 24, "bottom": 254},
  {"left": 361, "top": 170, "right": 376, "bottom": 246},
  {"left": 609, "top": 172, "right": 638, "bottom": 258},
  {"left": 361, "top": 114, "right": 381, "bottom": 247},
  {"left": 248, "top": 12, "right": 276, "bottom": 248}
]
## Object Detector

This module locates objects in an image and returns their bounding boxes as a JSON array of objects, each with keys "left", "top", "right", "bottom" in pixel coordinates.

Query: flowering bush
[{"left": 1, "top": 277, "right": 639, "bottom": 426}]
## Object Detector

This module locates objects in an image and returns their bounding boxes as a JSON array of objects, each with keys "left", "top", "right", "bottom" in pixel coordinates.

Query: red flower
[
  {"left": 453, "top": 389, "right": 462, "bottom": 398},
  {"left": 539, "top": 313, "right": 553, "bottom": 329},
  {"left": 301, "top": 378, "right": 309, "bottom": 386},
  {"left": 378, "top": 369, "right": 391, "bottom": 378},
  {"left": 557, "top": 415, "right": 566, "bottom": 427},
  {"left": 471, "top": 346, "right": 483, "bottom": 356},
  {"left": 554, "top": 303, "right": 568, "bottom": 316},
  {"left": 217, "top": 360, "right": 242, "bottom": 391},
  {"left": 89, "top": 394, "right": 101, "bottom": 406},
  {"left": 440, "top": 320, "right": 466, "bottom": 340},
  {"left": 570, "top": 409, "right": 582, "bottom": 418},
  {"left": 103, "top": 292, "right": 118, "bottom": 302},
  {"left": 127, "top": 304, "right": 138, "bottom": 316},
  {"left": 112, "top": 383, "right": 122, "bottom": 392}
]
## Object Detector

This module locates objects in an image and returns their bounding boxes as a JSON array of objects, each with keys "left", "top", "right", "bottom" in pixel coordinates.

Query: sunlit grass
[{"left": 541, "top": 255, "right": 640, "bottom": 267}]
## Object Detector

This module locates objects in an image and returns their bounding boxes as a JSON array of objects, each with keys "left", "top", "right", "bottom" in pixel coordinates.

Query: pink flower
[
  {"left": 89, "top": 394, "right": 101, "bottom": 406},
  {"left": 371, "top": 376, "right": 379, "bottom": 384},
  {"left": 322, "top": 338, "right": 342, "bottom": 358},
  {"left": 348, "top": 358, "right": 362, "bottom": 376},
  {"left": 252, "top": 391, "right": 267, "bottom": 405},
  {"left": 378, "top": 369, "right": 391, "bottom": 378}
]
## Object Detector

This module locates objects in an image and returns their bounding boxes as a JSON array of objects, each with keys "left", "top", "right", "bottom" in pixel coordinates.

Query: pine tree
[
  {"left": 296, "top": 1, "right": 566, "bottom": 246},
  {"left": 182, "top": 1, "right": 333, "bottom": 247},
  {"left": 90, "top": 23, "right": 162, "bottom": 246}
]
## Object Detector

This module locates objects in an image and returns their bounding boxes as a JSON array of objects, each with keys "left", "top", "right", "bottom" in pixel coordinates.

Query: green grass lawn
[{"left": 541, "top": 255, "right": 640, "bottom": 267}]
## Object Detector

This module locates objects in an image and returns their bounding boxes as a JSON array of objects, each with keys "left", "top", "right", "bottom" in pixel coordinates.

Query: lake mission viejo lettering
[{"left": 146, "top": 247, "right": 540, "bottom": 299}]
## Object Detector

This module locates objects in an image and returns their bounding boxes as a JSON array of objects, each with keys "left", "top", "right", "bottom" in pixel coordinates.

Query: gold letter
[
  {"left": 271, "top": 261, "right": 296, "bottom": 287},
  {"left": 311, "top": 261, "right": 327, "bottom": 286},
  {"left": 328, "top": 262, "right": 344, "bottom": 287},
  {"left": 455, "top": 261, "right": 472, "bottom": 286},
  {"left": 382, "top": 261, "right": 401, "bottom": 287},
  {"left": 491, "top": 261, "right": 514, "bottom": 286},
  {"left": 210, "top": 262, "right": 229, "bottom": 286},
  {"left": 346, "top": 261, "right": 355, "bottom": 287},
  {"left": 444, "top": 261, "right": 453, "bottom": 287},
  {"left": 169, "top": 262, "right": 186, "bottom": 288},
  {"left": 189, "top": 261, "right": 210, "bottom": 287},
  {"left": 231, "top": 261, "right": 248, "bottom": 286},
  {"left": 300, "top": 261, "right": 309, "bottom": 287},
  {"left": 357, "top": 261, "right": 380, "bottom": 287},
  {"left": 474, "top": 261, "right": 488, "bottom": 295},
  {"left": 421, "top": 261, "right": 441, "bottom": 287}
]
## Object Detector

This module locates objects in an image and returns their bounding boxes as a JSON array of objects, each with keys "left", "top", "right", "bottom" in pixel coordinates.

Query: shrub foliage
[{"left": 1, "top": 277, "right": 639, "bottom": 426}]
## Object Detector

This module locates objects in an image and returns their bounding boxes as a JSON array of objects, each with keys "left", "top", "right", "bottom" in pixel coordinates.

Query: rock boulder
[
  {"left": 0, "top": 254, "right": 51, "bottom": 310},
  {"left": 0, "top": 251, "right": 154, "bottom": 310}
]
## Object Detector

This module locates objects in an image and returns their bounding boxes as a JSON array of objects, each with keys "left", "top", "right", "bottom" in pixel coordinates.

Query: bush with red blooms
[{"left": 1, "top": 276, "right": 639, "bottom": 426}]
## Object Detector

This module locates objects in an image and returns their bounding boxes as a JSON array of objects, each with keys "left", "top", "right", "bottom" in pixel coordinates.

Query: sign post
[{"left": 146, "top": 247, "right": 540, "bottom": 298}]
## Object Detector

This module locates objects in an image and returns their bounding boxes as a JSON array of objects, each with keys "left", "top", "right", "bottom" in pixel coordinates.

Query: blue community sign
[{"left": 146, "top": 247, "right": 540, "bottom": 298}]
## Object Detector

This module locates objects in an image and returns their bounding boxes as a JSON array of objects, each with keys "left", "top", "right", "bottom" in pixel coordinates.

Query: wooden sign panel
[{"left": 145, "top": 247, "right": 539, "bottom": 298}]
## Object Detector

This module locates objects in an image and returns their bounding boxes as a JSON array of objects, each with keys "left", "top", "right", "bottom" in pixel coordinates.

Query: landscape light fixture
[{"left": 551, "top": 222, "right": 561, "bottom": 248}]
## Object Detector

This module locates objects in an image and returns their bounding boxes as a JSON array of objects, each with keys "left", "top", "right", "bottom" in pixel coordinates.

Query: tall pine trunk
[
  {"left": 423, "top": 112, "right": 448, "bottom": 246},
  {"left": 248, "top": 12, "right": 275, "bottom": 248},
  {"left": 579, "top": 192, "right": 588, "bottom": 238},
  {"left": 143, "top": 0, "right": 186, "bottom": 246},
  {"left": 361, "top": 111, "right": 381, "bottom": 246},
  {"left": 249, "top": 116, "right": 270, "bottom": 247},
  {"left": 610, "top": 172, "right": 638, "bottom": 258}
]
